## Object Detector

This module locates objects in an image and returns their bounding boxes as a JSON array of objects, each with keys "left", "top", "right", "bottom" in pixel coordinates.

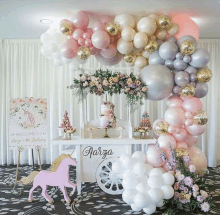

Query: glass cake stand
[{"left": 97, "top": 127, "right": 110, "bottom": 138}]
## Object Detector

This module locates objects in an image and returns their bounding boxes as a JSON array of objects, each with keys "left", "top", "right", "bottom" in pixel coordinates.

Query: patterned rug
[{"left": 0, "top": 165, "right": 220, "bottom": 215}]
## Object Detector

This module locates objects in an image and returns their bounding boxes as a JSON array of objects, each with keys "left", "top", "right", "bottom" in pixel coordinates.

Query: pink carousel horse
[{"left": 28, "top": 154, "right": 77, "bottom": 204}]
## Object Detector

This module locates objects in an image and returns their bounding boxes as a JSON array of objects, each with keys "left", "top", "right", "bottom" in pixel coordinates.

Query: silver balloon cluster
[{"left": 147, "top": 35, "right": 211, "bottom": 99}]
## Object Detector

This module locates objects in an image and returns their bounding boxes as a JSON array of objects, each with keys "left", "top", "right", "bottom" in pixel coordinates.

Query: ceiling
[{"left": 1, "top": 0, "right": 220, "bottom": 39}]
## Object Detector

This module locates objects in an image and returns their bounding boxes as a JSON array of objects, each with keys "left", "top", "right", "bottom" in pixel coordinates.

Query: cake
[
  {"left": 134, "top": 111, "right": 152, "bottom": 132},
  {"left": 100, "top": 101, "right": 116, "bottom": 128}
]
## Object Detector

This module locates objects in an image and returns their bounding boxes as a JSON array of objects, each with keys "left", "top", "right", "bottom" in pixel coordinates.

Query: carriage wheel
[{"left": 96, "top": 157, "right": 124, "bottom": 195}]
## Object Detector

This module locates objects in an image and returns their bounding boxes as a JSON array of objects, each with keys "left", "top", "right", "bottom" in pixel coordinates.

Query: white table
[{"left": 51, "top": 136, "right": 156, "bottom": 195}]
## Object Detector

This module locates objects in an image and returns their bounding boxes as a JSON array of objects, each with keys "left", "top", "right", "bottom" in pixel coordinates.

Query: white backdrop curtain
[{"left": 0, "top": 39, "right": 219, "bottom": 167}]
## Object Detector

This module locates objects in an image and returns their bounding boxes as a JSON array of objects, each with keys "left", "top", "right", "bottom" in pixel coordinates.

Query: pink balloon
[
  {"left": 92, "top": 30, "right": 110, "bottom": 49},
  {"left": 186, "top": 123, "right": 206, "bottom": 136},
  {"left": 99, "top": 15, "right": 112, "bottom": 24},
  {"left": 182, "top": 97, "right": 203, "bottom": 112},
  {"left": 164, "top": 107, "right": 186, "bottom": 127},
  {"left": 100, "top": 44, "right": 117, "bottom": 59},
  {"left": 86, "top": 28, "right": 93, "bottom": 35},
  {"left": 168, "top": 126, "right": 175, "bottom": 134},
  {"left": 171, "top": 14, "right": 199, "bottom": 40},
  {"left": 73, "top": 29, "right": 85, "bottom": 40},
  {"left": 185, "top": 119, "right": 193, "bottom": 126},
  {"left": 158, "top": 134, "right": 176, "bottom": 149},
  {"left": 61, "top": 38, "right": 79, "bottom": 59},
  {"left": 188, "top": 146, "right": 207, "bottom": 174},
  {"left": 85, "top": 39, "right": 92, "bottom": 47},
  {"left": 185, "top": 134, "right": 198, "bottom": 146},
  {"left": 173, "top": 128, "right": 188, "bottom": 142},
  {"left": 176, "top": 142, "right": 188, "bottom": 149},
  {"left": 166, "top": 95, "right": 183, "bottom": 108},
  {"left": 72, "top": 11, "right": 89, "bottom": 30},
  {"left": 185, "top": 111, "right": 193, "bottom": 119},
  {"left": 174, "top": 127, "right": 181, "bottom": 134},
  {"left": 90, "top": 46, "right": 101, "bottom": 55},
  {"left": 93, "top": 21, "right": 106, "bottom": 32},
  {"left": 78, "top": 38, "right": 85, "bottom": 46},
  {"left": 95, "top": 52, "right": 123, "bottom": 66},
  {"left": 83, "top": 32, "right": 91, "bottom": 39},
  {"left": 146, "top": 144, "right": 165, "bottom": 167},
  {"left": 61, "top": 47, "right": 77, "bottom": 59}
]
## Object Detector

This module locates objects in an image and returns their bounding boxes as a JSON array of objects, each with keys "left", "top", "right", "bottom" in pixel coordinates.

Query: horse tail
[{"left": 20, "top": 171, "right": 39, "bottom": 185}]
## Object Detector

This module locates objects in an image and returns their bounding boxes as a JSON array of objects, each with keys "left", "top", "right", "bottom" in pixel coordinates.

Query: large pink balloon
[
  {"left": 93, "top": 21, "right": 106, "bottom": 32},
  {"left": 182, "top": 97, "right": 203, "bottom": 112},
  {"left": 186, "top": 124, "right": 206, "bottom": 136},
  {"left": 72, "top": 11, "right": 89, "bottom": 30},
  {"left": 158, "top": 134, "right": 176, "bottom": 149},
  {"left": 100, "top": 44, "right": 117, "bottom": 58},
  {"left": 173, "top": 128, "right": 188, "bottom": 141},
  {"left": 185, "top": 134, "right": 198, "bottom": 146},
  {"left": 61, "top": 38, "right": 79, "bottom": 59},
  {"left": 73, "top": 29, "right": 84, "bottom": 40},
  {"left": 95, "top": 52, "right": 122, "bottom": 66},
  {"left": 146, "top": 145, "right": 165, "bottom": 167},
  {"left": 176, "top": 142, "right": 188, "bottom": 149},
  {"left": 92, "top": 30, "right": 110, "bottom": 49},
  {"left": 166, "top": 95, "right": 183, "bottom": 108},
  {"left": 188, "top": 146, "right": 207, "bottom": 174},
  {"left": 90, "top": 46, "right": 101, "bottom": 55},
  {"left": 164, "top": 107, "right": 185, "bottom": 127},
  {"left": 172, "top": 14, "right": 199, "bottom": 40}
]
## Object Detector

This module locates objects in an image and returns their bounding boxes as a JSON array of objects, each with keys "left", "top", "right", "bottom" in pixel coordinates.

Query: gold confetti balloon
[
  {"left": 60, "top": 21, "right": 74, "bottom": 35},
  {"left": 196, "top": 68, "right": 212, "bottom": 82},
  {"left": 77, "top": 47, "right": 91, "bottom": 60},
  {"left": 106, "top": 22, "right": 120, "bottom": 36},
  {"left": 144, "top": 39, "right": 158, "bottom": 53},
  {"left": 193, "top": 110, "right": 208, "bottom": 125},
  {"left": 154, "top": 121, "right": 169, "bottom": 135},
  {"left": 157, "top": 15, "right": 171, "bottom": 29},
  {"left": 124, "top": 53, "right": 137, "bottom": 64},
  {"left": 180, "top": 40, "right": 196, "bottom": 55},
  {"left": 180, "top": 84, "right": 195, "bottom": 98}
]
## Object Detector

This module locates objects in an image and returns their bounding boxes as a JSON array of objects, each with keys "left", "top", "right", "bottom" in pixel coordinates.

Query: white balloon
[
  {"left": 137, "top": 17, "right": 157, "bottom": 36},
  {"left": 148, "top": 14, "right": 158, "bottom": 20},
  {"left": 131, "top": 203, "right": 142, "bottom": 212},
  {"left": 132, "top": 151, "right": 146, "bottom": 163},
  {"left": 52, "top": 32, "right": 66, "bottom": 44},
  {"left": 143, "top": 204, "right": 156, "bottom": 215},
  {"left": 135, "top": 56, "right": 147, "bottom": 68},
  {"left": 40, "top": 33, "right": 52, "bottom": 44},
  {"left": 134, "top": 32, "right": 148, "bottom": 49},
  {"left": 112, "top": 160, "right": 124, "bottom": 174},
  {"left": 149, "top": 168, "right": 164, "bottom": 177},
  {"left": 53, "top": 58, "right": 63, "bottom": 67},
  {"left": 46, "top": 55, "right": 53, "bottom": 61},
  {"left": 148, "top": 176, "right": 163, "bottom": 189},
  {"left": 122, "top": 177, "right": 139, "bottom": 189},
  {"left": 62, "top": 57, "right": 73, "bottom": 64},
  {"left": 148, "top": 188, "right": 163, "bottom": 203},
  {"left": 145, "top": 164, "right": 154, "bottom": 176},
  {"left": 117, "top": 38, "right": 133, "bottom": 54},
  {"left": 155, "top": 29, "right": 168, "bottom": 40},
  {"left": 48, "top": 42, "right": 59, "bottom": 53},
  {"left": 121, "top": 27, "right": 136, "bottom": 42},
  {"left": 123, "top": 169, "right": 135, "bottom": 179},
  {"left": 41, "top": 44, "right": 53, "bottom": 57},
  {"left": 133, "top": 162, "right": 147, "bottom": 176},
  {"left": 160, "top": 185, "right": 174, "bottom": 199},
  {"left": 122, "top": 189, "right": 137, "bottom": 205},
  {"left": 136, "top": 182, "right": 150, "bottom": 194},
  {"left": 132, "top": 46, "right": 143, "bottom": 55},
  {"left": 168, "top": 23, "right": 180, "bottom": 36},
  {"left": 47, "top": 28, "right": 59, "bottom": 34},
  {"left": 142, "top": 50, "right": 151, "bottom": 59},
  {"left": 162, "top": 172, "right": 175, "bottom": 185},
  {"left": 53, "top": 51, "right": 62, "bottom": 59},
  {"left": 134, "top": 193, "right": 149, "bottom": 209},
  {"left": 115, "top": 14, "right": 135, "bottom": 29},
  {"left": 156, "top": 199, "right": 164, "bottom": 207}
]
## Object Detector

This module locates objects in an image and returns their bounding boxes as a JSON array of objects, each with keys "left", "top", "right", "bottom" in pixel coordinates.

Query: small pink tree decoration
[{"left": 59, "top": 110, "right": 76, "bottom": 140}]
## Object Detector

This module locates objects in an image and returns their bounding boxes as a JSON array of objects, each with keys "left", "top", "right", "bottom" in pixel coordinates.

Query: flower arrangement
[
  {"left": 69, "top": 69, "right": 148, "bottom": 107},
  {"left": 156, "top": 144, "right": 214, "bottom": 214}
]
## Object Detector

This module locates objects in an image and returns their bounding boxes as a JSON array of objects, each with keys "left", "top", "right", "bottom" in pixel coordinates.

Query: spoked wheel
[{"left": 96, "top": 157, "right": 124, "bottom": 195}]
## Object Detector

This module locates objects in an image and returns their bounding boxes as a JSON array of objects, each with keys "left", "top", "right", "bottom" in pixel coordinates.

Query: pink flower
[
  {"left": 184, "top": 187, "right": 188, "bottom": 194},
  {"left": 120, "top": 74, "right": 125, "bottom": 78},
  {"left": 174, "top": 192, "right": 179, "bottom": 199},
  {"left": 184, "top": 176, "right": 193, "bottom": 187},
  {"left": 200, "top": 190, "right": 208, "bottom": 199},
  {"left": 179, "top": 185, "right": 185, "bottom": 190},
  {"left": 174, "top": 182, "right": 179, "bottom": 190},
  {"left": 183, "top": 155, "right": 191, "bottom": 163},
  {"left": 129, "top": 90, "right": 134, "bottom": 95},
  {"left": 193, "top": 191, "right": 199, "bottom": 198},
  {"left": 197, "top": 195, "right": 204, "bottom": 203},
  {"left": 192, "top": 184, "right": 199, "bottom": 192},
  {"left": 201, "top": 202, "right": 210, "bottom": 212},
  {"left": 189, "top": 164, "right": 196, "bottom": 173}
]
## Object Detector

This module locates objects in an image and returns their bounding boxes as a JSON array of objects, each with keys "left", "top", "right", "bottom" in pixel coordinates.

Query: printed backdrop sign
[{"left": 9, "top": 98, "right": 47, "bottom": 148}]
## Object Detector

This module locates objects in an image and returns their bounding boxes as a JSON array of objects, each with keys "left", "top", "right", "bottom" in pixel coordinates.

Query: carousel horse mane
[{"left": 50, "top": 154, "right": 71, "bottom": 172}]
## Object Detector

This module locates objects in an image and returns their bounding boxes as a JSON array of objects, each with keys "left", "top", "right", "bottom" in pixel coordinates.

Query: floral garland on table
[
  {"left": 69, "top": 69, "right": 148, "bottom": 108},
  {"left": 155, "top": 143, "right": 214, "bottom": 214}
]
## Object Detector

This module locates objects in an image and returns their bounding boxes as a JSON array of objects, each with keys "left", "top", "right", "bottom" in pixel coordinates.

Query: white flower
[
  {"left": 177, "top": 174, "right": 185, "bottom": 182},
  {"left": 83, "top": 81, "right": 88, "bottom": 87},
  {"left": 193, "top": 191, "right": 199, "bottom": 197},
  {"left": 80, "top": 75, "right": 86, "bottom": 82},
  {"left": 189, "top": 164, "right": 196, "bottom": 173},
  {"left": 200, "top": 190, "right": 208, "bottom": 199}
]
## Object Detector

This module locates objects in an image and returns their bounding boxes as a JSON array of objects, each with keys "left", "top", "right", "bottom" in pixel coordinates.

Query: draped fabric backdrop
[{"left": 0, "top": 39, "right": 219, "bottom": 167}]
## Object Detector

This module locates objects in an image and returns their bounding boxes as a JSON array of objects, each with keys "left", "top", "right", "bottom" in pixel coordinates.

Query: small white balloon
[
  {"left": 155, "top": 29, "right": 168, "bottom": 40},
  {"left": 160, "top": 185, "right": 174, "bottom": 199},
  {"left": 48, "top": 42, "right": 59, "bottom": 53},
  {"left": 156, "top": 199, "right": 164, "bottom": 207},
  {"left": 135, "top": 56, "right": 147, "bottom": 68},
  {"left": 168, "top": 23, "right": 180, "bottom": 36},
  {"left": 52, "top": 32, "right": 66, "bottom": 44},
  {"left": 40, "top": 33, "right": 52, "bottom": 44},
  {"left": 149, "top": 168, "right": 164, "bottom": 177},
  {"left": 62, "top": 57, "right": 73, "bottom": 64},
  {"left": 115, "top": 14, "right": 135, "bottom": 29},
  {"left": 53, "top": 52, "right": 62, "bottom": 59},
  {"left": 136, "top": 182, "right": 150, "bottom": 194},
  {"left": 148, "top": 188, "right": 163, "bottom": 203},
  {"left": 148, "top": 176, "right": 163, "bottom": 189},
  {"left": 122, "top": 177, "right": 139, "bottom": 189},
  {"left": 133, "top": 162, "right": 147, "bottom": 176},
  {"left": 121, "top": 27, "right": 136, "bottom": 42},
  {"left": 134, "top": 193, "right": 149, "bottom": 209},
  {"left": 112, "top": 160, "right": 124, "bottom": 174},
  {"left": 132, "top": 151, "right": 146, "bottom": 163},
  {"left": 137, "top": 175, "right": 149, "bottom": 184},
  {"left": 117, "top": 38, "right": 133, "bottom": 54},
  {"left": 123, "top": 169, "right": 135, "bottom": 178},
  {"left": 53, "top": 58, "right": 63, "bottom": 67},
  {"left": 143, "top": 204, "right": 157, "bottom": 215},
  {"left": 162, "top": 172, "right": 175, "bottom": 185},
  {"left": 131, "top": 203, "right": 142, "bottom": 212},
  {"left": 47, "top": 28, "right": 59, "bottom": 34},
  {"left": 145, "top": 164, "right": 154, "bottom": 176},
  {"left": 142, "top": 50, "right": 151, "bottom": 59},
  {"left": 41, "top": 44, "right": 53, "bottom": 57},
  {"left": 122, "top": 189, "right": 137, "bottom": 205},
  {"left": 137, "top": 17, "right": 157, "bottom": 36},
  {"left": 134, "top": 32, "right": 148, "bottom": 49}
]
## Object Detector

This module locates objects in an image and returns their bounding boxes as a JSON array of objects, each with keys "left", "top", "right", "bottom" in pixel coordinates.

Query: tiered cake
[
  {"left": 100, "top": 101, "right": 116, "bottom": 128},
  {"left": 135, "top": 111, "right": 152, "bottom": 132}
]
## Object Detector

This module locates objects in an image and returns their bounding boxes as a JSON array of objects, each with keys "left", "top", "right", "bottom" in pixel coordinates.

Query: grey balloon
[
  {"left": 183, "top": 55, "right": 191, "bottom": 63},
  {"left": 159, "top": 41, "right": 178, "bottom": 61},
  {"left": 175, "top": 71, "right": 190, "bottom": 86},
  {"left": 149, "top": 51, "right": 165, "bottom": 65},
  {"left": 165, "top": 60, "right": 175, "bottom": 70},
  {"left": 185, "top": 66, "right": 197, "bottom": 75},
  {"left": 157, "top": 40, "right": 164, "bottom": 50},
  {"left": 167, "top": 36, "right": 177, "bottom": 43},
  {"left": 173, "top": 86, "right": 181, "bottom": 94},
  {"left": 176, "top": 52, "right": 184, "bottom": 60},
  {"left": 177, "top": 35, "right": 197, "bottom": 47},
  {"left": 174, "top": 59, "right": 188, "bottom": 71},
  {"left": 140, "top": 65, "right": 174, "bottom": 101},
  {"left": 195, "top": 83, "right": 209, "bottom": 98},
  {"left": 190, "top": 74, "right": 197, "bottom": 82},
  {"left": 190, "top": 48, "right": 210, "bottom": 68}
]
